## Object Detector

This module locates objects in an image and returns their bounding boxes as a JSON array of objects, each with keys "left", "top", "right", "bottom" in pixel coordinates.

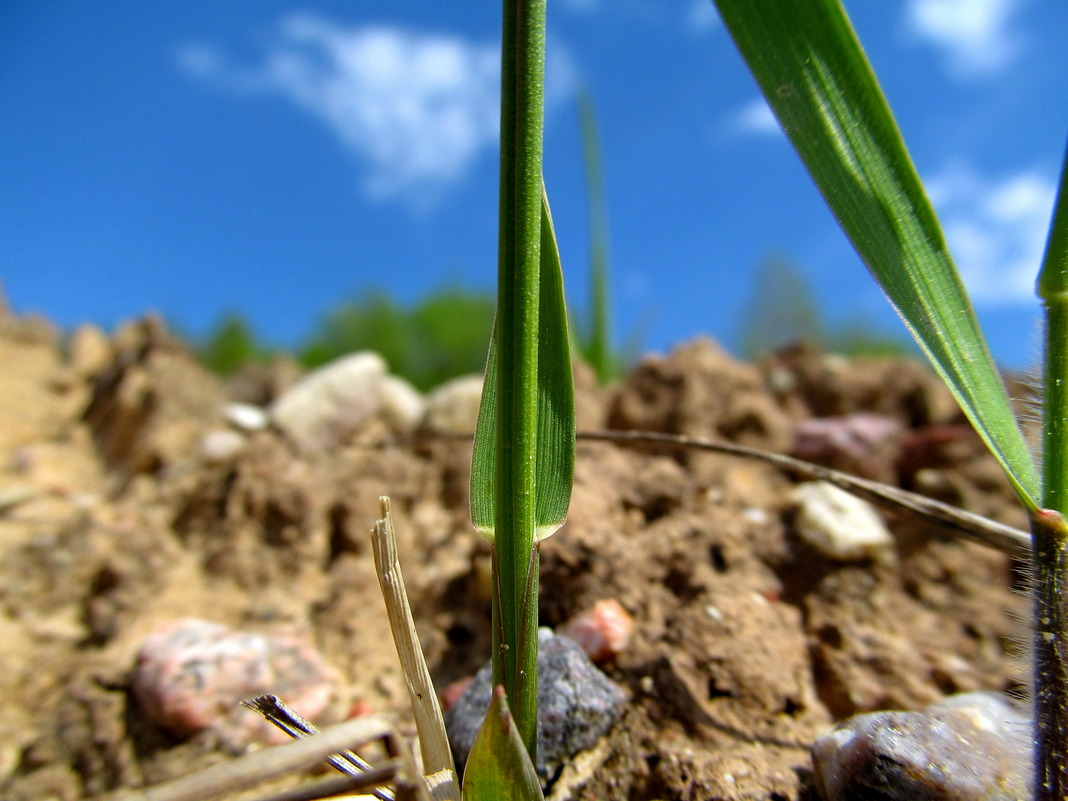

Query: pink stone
[
  {"left": 132, "top": 618, "right": 336, "bottom": 745},
  {"left": 558, "top": 599, "right": 635, "bottom": 663},
  {"left": 440, "top": 677, "right": 474, "bottom": 712}
]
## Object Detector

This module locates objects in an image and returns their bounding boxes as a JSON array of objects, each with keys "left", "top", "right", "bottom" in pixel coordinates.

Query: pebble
[
  {"left": 132, "top": 618, "right": 336, "bottom": 745},
  {"left": 421, "top": 374, "right": 484, "bottom": 434},
  {"left": 811, "top": 691, "right": 1030, "bottom": 801},
  {"left": 791, "top": 481, "right": 893, "bottom": 560},
  {"left": 558, "top": 599, "right": 635, "bottom": 663},
  {"left": 792, "top": 413, "right": 903, "bottom": 480},
  {"left": 380, "top": 374, "right": 427, "bottom": 433},
  {"left": 444, "top": 630, "right": 627, "bottom": 783},
  {"left": 199, "top": 429, "right": 247, "bottom": 464},
  {"left": 270, "top": 352, "right": 387, "bottom": 450},
  {"left": 224, "top": 402, "right": 270, "bottom": 432}
]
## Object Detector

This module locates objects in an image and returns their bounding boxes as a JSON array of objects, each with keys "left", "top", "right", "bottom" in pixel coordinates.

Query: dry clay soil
[{"left": 0, "top": 308, "right": 1030, "bottom": 801}]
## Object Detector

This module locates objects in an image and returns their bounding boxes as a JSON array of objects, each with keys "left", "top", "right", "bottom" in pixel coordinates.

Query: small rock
[
  {"left": 380, "top": 375, "right": 426, "bottom": 433},
  {"left": 132, "top": 618, "right": 336, "bottom": 745},
  {"left": 445, "top": 630, "right": 626, "bottom": 783},
  {"left": 558, "top": 599, "right": 635, "bottom": 663},
  {"left": 792, "top": 413, "right": 903, "bottom": 482},
  {"left": 422, "top": 375, "right": 484, "bottom": 434},
  {"left": 791, "top": 481, "right": 893, "bottom": 560},
  {"left": 270, "top": 352, "right": 387, "bottom": 450},
  {"left": 199, "top": 429, "right": 247, "bottom": 463},
  {"left": 440, "top": 676, "right": 474, "bottom": 712},
  {"left": 812, "top": 691, "right": 1030, "bottom": 801},
  {"left": 224, "top": 402, "right": 270, "bottom": 432}
]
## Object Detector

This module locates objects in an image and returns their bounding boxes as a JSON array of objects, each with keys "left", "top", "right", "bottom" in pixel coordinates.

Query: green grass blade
[
  {"left": 471, "top": 189, "right": 575, "bottom": 542},
  {"left": 714, "top": 0, "right": 1040, "bottom": 509},
  {"left": 534, "top": 186, "right": 576, "bottom": 540},
  {"left": 1038, "top": 143, "right": 1068, "bottom": 514},
  {"left": 460, "top": 687, "right": 545, "bottom": 801}
]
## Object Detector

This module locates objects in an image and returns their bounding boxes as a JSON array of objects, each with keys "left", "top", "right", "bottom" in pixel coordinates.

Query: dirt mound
[{"left": 0, "top": 308, "right": 1027, "bottom": 800}]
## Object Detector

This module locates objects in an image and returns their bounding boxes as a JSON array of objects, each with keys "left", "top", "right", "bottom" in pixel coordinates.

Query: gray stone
[
  {"left": 812, "top": 691, "right": 1031, "bottom": 801},
  {"left": 445, "top": 630, "right": 627, "bottom": 783}
]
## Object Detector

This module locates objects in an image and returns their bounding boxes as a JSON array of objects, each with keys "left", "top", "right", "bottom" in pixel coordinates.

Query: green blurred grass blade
[
  {"left": 471, "top": 187, "right": 576, "bottom": 541},
  {"left": 460, "top": 687, "right": 544, "bottom": 801},
  {"left": 577, "top": 87, "right": 616, "bottom": 385},
  {"left": 714, "top": 0, "right": 1040, "bottom": 509}
]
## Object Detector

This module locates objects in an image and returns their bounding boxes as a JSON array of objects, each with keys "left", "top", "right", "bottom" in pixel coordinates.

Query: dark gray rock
[
  {"left": 445, "top": 629, "right": 627, "bottom": 783},
  {"left": 811, "top": 691, "right": 1031, "bottom": 801}
]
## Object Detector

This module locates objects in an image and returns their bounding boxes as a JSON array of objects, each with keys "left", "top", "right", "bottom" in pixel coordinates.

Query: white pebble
[
  {"left": 422, "top": 374, "right": 484, "bottom": 434},
  {"left": 270, "top": 352, "right": 387, "bottom": 449},
  {"left": 200, "top": 429, "right": 247, "bottom": 463},
  {"left": 225, "top": 402, "right": 269, "bottom": 431},
  {"left": 380, "top": 375, "right": 426, "bottom": 433},
  {"left": 791, "top": 481, "right": 893, "bottom": 560}
]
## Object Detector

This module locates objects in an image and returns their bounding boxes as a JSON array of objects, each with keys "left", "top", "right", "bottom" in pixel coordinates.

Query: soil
[{"left": 0, "top": 304, "right": 1030, "bottom": 801}]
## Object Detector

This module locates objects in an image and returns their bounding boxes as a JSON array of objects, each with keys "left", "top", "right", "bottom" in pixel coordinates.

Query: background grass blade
[
  {"left": 714, "top": 0, "right": 1040, "bottom": 509},
  {"left": 576, "top": 88, "right": 616, "bottom": 385}
]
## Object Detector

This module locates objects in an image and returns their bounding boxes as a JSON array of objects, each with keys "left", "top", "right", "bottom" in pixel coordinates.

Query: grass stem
[
  {"left": 1035, "top": 143, "right": 1068, "bottom": 801},
  {"left": 495, "top": 0, "right": 547, "bottom": 760}
]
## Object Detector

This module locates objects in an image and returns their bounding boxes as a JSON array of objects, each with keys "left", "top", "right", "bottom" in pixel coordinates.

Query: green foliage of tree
[
  {"left": 737, "top": 254, "right": 912, "bottom": 360},
  {"left": 298, "top": 288, "right": 496, "bottom": 392},
  {"left": 193, "top": 288, "right": 495, "bottom": 392},
  {"left": 197, "top": 313, "right": 271, "bottom": 376}
]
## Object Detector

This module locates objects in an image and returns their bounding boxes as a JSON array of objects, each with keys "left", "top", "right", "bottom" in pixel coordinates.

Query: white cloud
[
  {"left": 180, "top": 16, "right": 508, "bottom": 206},
  {"left": 905, "top": 0, "right": 1023, "bottom": 77},
  {"left": 727, "top": 98, "right": 781, "bottom": 137},
  {"left": 925, "top": 164, "right": 1056, "bottom": 304}
]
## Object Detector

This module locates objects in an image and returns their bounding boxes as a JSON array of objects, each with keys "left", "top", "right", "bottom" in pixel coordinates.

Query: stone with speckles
[{"left": 812, "top": 691, "right": 1030, "bottom": 801}]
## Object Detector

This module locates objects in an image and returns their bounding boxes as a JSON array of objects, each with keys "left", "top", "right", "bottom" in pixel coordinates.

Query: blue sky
[{"left": 2, "top": 0, "right": 1065, "bottom": 369}]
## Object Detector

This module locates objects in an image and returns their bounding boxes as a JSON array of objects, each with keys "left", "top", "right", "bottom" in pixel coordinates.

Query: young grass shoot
[{"left": 713, "top": 0, "right": 1067, "bottom": 796}]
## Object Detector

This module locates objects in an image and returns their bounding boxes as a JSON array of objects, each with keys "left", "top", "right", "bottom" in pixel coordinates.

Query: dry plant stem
[
  {"left": 242, "top": 695, "right": 389, "bottom": 794},
  {"left": 1032, "top": 509, "right": 1068, "bottom": 800},
  {"left": 579, "top": 430, "right": 1031, "bottom": 557},
  {"left": 242, "top": 770, "right": 398, "bottom": 801},
  {"left": 108, "top": 715, "right": 405, "bottom": 801},
  {"left": 372, "top": 496, "right": 460, "bottom": 800}
]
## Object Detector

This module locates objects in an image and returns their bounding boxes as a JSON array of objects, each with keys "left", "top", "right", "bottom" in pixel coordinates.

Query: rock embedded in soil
[
  {"left": 131, "top": 618, "right": 336, "bottom": 746},
  {"left": 445, "top": 630, "right": 627, "bottom": 783},
  {"left": 791, "top": 413, "right": 903, "bottom": 483},
  {"left": 791, "top": 481, "right": 893, "bottom": 561},
  {"left": 269, "top": 351, "right": 388, "bottom": 450},
  {"left": 558, "top": 598, "right": 635, "bottom": 664},
  {"left": 421, "top": 373, "right": 484, "bottom": 434},
  {"left": 811, "top": 691, "right": 1030, "bottom": 801}
]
